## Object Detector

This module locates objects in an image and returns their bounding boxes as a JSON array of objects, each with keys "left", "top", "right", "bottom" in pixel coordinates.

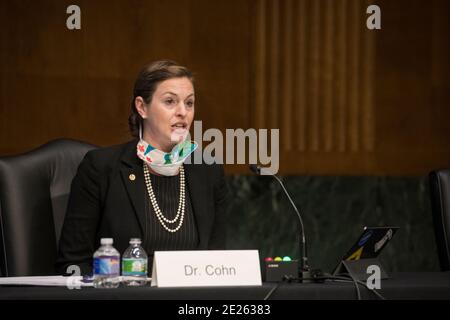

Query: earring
[{"left": 139, "top": 122, "right": 143, "bottom": 140}]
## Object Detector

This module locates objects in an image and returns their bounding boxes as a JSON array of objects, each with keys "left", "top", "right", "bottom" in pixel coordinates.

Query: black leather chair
[
  {"left": 0, "top": 139, "right": 96, "bottom": 276},
  {"left": 429, "top": 169, "right": 450, "bottom": 271}
]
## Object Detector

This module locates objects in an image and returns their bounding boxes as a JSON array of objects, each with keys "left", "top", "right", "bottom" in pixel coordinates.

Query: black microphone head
[{"left": 249, "top": 164, "right": 261, "bottom": 175}]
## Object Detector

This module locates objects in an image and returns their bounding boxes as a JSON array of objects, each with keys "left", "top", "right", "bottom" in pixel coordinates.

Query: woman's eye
[
  {"left": 186, "top": 101, "right": 194, "bottom": 108},
  {"left": 165, "top": 99, "right": 175, "bottom": 105}
]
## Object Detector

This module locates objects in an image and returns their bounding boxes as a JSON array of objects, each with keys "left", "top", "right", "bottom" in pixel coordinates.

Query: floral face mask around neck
[{"left": 137, "top": 139, "right": 198, "bottom": 176}]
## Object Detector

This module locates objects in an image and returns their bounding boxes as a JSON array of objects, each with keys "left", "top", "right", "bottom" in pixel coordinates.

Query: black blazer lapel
[
  {"left": 119, "top": 140, "right": 146, "bottom": 239},
  {"left": 184, "top": 162, "right": 211, "bottom": 249}
]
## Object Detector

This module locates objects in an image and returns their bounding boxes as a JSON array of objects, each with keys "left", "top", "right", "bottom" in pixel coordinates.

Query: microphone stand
[
  {"left": 271, "top": 174, "right": 311, "bottom": 281},
  {"left": 249, "top": 165, "right": 311, "bottom": 282}
]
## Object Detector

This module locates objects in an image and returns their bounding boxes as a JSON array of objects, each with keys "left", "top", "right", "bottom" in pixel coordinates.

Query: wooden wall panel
[
  {"left": 373, "top": 0, "right": 450, "bottom": 174},
  {"left": 1, "top": 0, "right": 450, "bottom": 175},
  {"left": 252, "top": 0, "right": 450, "bottom": 175},
  {"left": 253, "top": 0, "right": 375, "bottom": 153},
  {"left": 0, "top": 0, "right": 251, "bottom": 154}
]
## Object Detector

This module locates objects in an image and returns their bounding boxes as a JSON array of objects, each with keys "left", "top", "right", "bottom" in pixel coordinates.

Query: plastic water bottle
[
  {"left": 122, "top": 238, "right": 148, "bottom": 286},
  {"left": 93, "top": 238, "right": 120, "bottom": 289}
]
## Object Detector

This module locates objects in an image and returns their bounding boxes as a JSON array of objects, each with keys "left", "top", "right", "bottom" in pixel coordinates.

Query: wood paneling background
[
  {"left": 254, "top": 0, "right": 375, "bottom": 153},
  {"left": 1, "top": 0, "right": 449, "bottom": 175}
]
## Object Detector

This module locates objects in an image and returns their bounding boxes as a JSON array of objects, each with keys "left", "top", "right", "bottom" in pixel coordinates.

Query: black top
[
  {"left": 144, "top": 171, "right": 199, "bottom": 266},
  {"left": 55, "top": 139, "right": 228, "bottom": 275},
  {"left": 2, "top": 273, "right": 450, "bottom": 300}
]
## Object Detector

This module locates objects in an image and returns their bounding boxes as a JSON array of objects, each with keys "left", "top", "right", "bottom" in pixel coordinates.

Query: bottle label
[
  {"left": 122, "top": 258, "right": 148, "bottom": 276},
  {"left": 93, "top": 256, "right": 120, "bottom": 276}
]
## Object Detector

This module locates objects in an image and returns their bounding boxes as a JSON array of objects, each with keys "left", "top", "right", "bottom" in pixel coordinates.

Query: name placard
[{"left": 151, "top": 250, "right": 262, "bottom": 287}]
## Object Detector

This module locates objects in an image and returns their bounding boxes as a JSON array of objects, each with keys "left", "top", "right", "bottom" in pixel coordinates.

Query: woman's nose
[{"left": 176, "top": 103, "right": 188, "bottom": 117}]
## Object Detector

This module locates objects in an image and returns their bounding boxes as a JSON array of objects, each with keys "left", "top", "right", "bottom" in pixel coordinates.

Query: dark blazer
[{"left": 55, "top": 139, "right": 228, "bottom": 275}]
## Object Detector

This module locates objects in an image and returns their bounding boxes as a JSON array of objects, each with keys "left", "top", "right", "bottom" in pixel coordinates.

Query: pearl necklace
[{"left": 143, "top": 164, "right": 185, "bottom": 233}]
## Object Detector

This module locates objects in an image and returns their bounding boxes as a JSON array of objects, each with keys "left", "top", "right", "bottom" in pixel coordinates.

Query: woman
[{"left": 56, "top": 60, "right": 228, "bottom": 275}]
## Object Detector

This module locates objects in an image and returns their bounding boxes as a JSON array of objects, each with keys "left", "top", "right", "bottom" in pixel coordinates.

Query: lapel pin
[{"left": 129, "top": 174, "right": 136, "bottom": 181}]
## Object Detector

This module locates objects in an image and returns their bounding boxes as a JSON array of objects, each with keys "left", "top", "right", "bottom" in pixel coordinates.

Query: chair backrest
[
  {"left": 429, "top": 169, "right": 450, "bottom": 271},
  {"left": 0, "top": 139, "right": 96, "bottom": 276}
]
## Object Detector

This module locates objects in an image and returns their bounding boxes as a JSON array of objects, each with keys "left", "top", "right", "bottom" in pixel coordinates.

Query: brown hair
[{"left": 128, "top": 60, "right": 194, "bottom": 138}]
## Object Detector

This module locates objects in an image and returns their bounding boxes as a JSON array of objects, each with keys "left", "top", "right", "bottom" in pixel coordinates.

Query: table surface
[{"left": 1, "top": 272, "right": 449, "bottom": 300}]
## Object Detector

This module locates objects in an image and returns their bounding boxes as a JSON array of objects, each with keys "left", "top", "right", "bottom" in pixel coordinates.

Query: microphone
[{"left": 249, "top": 164, "right": 311, "bottom": 280}]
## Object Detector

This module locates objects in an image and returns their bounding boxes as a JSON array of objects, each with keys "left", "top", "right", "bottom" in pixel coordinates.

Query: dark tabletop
[{"left": 1, "top": 272, "right": 450, "bottom": 300}]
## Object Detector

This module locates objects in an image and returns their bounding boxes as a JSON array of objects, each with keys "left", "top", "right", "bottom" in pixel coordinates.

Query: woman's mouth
[
  {"left": 171, "top": 123, "right": 187, "bottom": 129},
  {"left": 171, "top": 123, "right": 189, "bottom": 142},
  {"left": 171, "top": 123, "right": 188, "bottom": 133}
]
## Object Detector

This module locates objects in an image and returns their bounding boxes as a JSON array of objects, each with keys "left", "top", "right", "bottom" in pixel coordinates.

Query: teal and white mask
[{"left": 137, "top": 139, "right": 198, "bottom": 176}]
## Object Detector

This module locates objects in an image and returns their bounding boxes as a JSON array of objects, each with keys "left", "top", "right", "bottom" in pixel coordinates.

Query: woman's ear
[{"left": 135, "top": 96, "right": 148, "bottom": 119}]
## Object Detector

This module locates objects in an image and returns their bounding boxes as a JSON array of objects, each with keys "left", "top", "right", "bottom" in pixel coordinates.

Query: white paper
[{"left": 0, "top": 276, "right": 93, "bottom": 287}]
